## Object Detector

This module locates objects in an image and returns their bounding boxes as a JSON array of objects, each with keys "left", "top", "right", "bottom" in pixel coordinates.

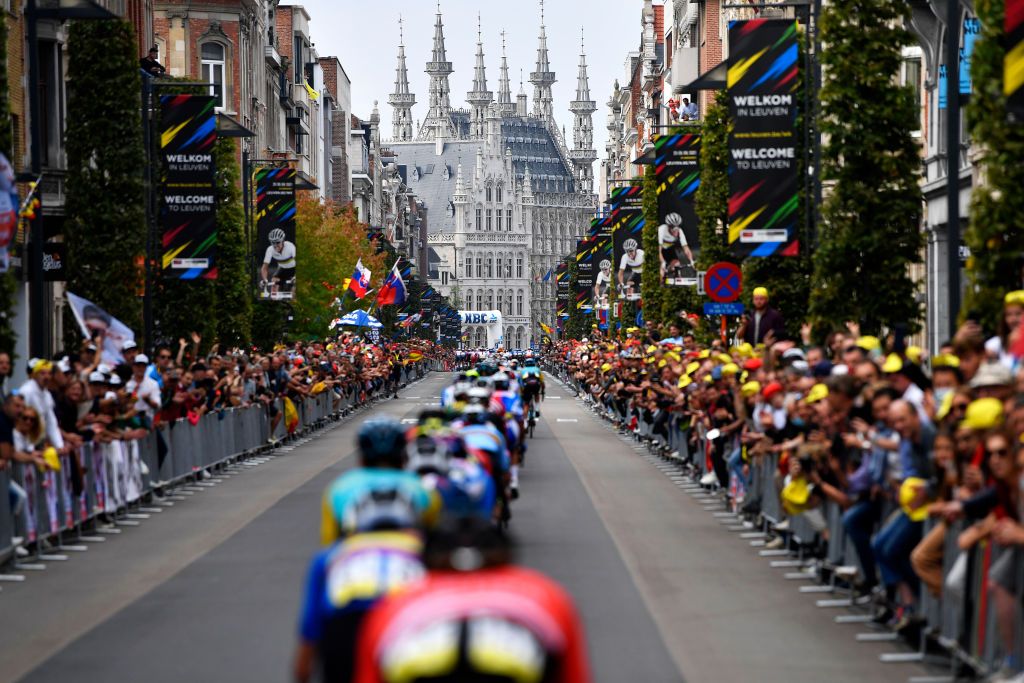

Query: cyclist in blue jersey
[{"left": 320, "top": 417, "right": 439, "bottom": 546}]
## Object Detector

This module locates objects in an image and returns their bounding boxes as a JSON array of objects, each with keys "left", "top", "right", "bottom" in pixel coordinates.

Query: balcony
[
  {"left": 279, "top": 72, "right": 294, "bottom": 108},
  {"left": 264, "top": 44, "right": 282, "bottom": 70},
  {"left": 286, "top": 108, "right": 310, "bottom": 136}
]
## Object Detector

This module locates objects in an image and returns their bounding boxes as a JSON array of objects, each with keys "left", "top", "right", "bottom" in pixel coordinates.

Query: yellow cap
[
  {"left": 740, "top": 371, "right": 749, "bottom": 383},
  {"left": 678, "top": 375, "right": 693, "bottom": 389},
  {"left": 804, "top": 383, "right": 829, "bottom": 404},
  {"left": 741, "top": 380, "right": 762, "bottom": 397},
  {"left": 703, "top": 374, "right": 713, "bottom": 384},
  {"left": 658, "top": 359, "right": 668, "bottom": 368},
  {"left": 1005, "top": 290, "right": 1024, "bottom": 306},
  {"left": 600, "top": 363, "right": 612, "bottom": 372},
  {"left": 855, "top": 335, "right": 881, "bottom": 352},
  {"left": 626, "top": 327, "right": 639, "bottom": 333},
  {"left": 738, "top": 342, "right": 754, "bottom": 358},
  {"left": 906, "top": 345, "right": 923, "bottom": 364},
  {"left": 29, "top": 358, "right": 53, "bottom": 374},
  {"left": 882, "top": 353, "right": 904, "bottom": 374},
  {"left": 753, "top": 286, "right": 768, "bottom": 298},
  {"left": 935, "top": 390, "right": 955, "bottom": 421},
  {"left": 716, "top": 353, "right": 733, "bottom": 364},
  {"left": 686, "top": 361, "right": 701, "bottom": 375},
  {"left": 722, "top": 362, "right": 740, "bottom": 376},
  {"left": 647, "top": 345, "right": 658, "bottom": 353},
  {"left": 645, "top": 356, "right": 656, "bottom": 364},
  {"left": 666, "top": 351, "right": 681, "bottom": 363},
  {"left": 698, "top": 350, "right": 710, "bottom": 359},
  {"left": 961, "top": 397, "right": 1005, "bottom": 430},
  {"left": 899, "top": 477, "right": 930, "bottom": 522},
  {"left": 932, "top": 353, "right": 960, "bottom": 369}
]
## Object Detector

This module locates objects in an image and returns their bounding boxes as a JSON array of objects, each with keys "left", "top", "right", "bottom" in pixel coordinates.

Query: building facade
[{"left": 386, "top": 7, "right": 597, "bottom": 349}]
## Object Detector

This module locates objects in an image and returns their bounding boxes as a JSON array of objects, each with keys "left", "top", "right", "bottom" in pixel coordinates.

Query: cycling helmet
[
  {"left": 406, "top": 434, "right": 449, "bottom": 476},
  {"left": 623, "top": 238, "right": 639, "bottom": 252},
  {"left": 461, "top": 404, "right": 490, "bottom": 425},
  {"left": 492, "top": 375, "right": 510, "bottom": 391},
  {"left": 268, "top": 228, "right": 286, "bottom": 244},
  {"left": 665, "top": 212, "right": 682, "bottom": 227},
  {"left": 523, "top": 357, "right": 538, "bottom": 367},
  {"left": 466, "top": 387, "right": 492, "bottom": 406},
  {"left": 357, "top": 417, "right": 407, "bottom": 467},
  {"left": 599, "top": 259, "right": 611, "bottom": 270}
]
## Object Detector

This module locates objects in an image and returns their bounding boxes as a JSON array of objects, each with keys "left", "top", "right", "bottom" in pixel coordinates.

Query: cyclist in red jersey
[{"left": 353, "top": 517, "right": 591, "bottom": 683}]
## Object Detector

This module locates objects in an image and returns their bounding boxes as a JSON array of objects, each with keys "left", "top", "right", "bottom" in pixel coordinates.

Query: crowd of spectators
[
  {"left": 1, "top": 332, "right": 444, "bottom": 553},
  {"left": 549, "top": 288, "right": 1024, "bottom": 680}
]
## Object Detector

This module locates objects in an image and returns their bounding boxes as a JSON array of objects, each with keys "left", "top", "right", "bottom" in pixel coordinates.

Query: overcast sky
[{"left": 300, "top": 0, "right": 641, "bottom": 160}]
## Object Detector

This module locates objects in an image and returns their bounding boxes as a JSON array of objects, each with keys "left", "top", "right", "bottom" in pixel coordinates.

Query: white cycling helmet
[
  {"left": 623, "top": 238, "right": 639, "bottom": 252},
  {"left": 665, "top": 213, "right": 682, "bottom": 227},
  {"left": 599, "top": 259, "right": 611, "bottom": 270},
  {"left": 268, "top": 228, "right": 286, "bottom": 244}
]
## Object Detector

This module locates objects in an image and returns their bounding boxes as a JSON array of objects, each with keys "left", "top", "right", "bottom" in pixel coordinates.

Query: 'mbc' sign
[{"left": 461, "top": 312, "right": 499, "bottom": 324}]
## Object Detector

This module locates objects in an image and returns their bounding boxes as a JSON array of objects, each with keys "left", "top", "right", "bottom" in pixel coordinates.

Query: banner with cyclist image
[
  {"left": 255, "top": 167, "right": 297, "bottom": 300},
  {"left": 159, "top": 94, "right": 217, "bottom": 279},
  {"left": 574, "top": 237, "right": 597, "bottom": 311},
  {"left": 607, "top": 183, "right": 645, "bottom": 303},
  {"left": 654, "top": 133, "right": 701, "bottom": 286},
  {"left": 555, "top": 260, "right": 569, "bottom": 318}
]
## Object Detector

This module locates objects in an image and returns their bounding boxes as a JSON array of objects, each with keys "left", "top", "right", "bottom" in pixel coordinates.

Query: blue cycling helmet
[{"left": 357, "top": 417, "right": 407, "bottom": 467}]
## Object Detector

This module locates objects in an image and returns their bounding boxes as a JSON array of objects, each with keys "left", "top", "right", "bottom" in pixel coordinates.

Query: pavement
[{"left": 0, "top": 372, "right": 936, "bottom": 683}]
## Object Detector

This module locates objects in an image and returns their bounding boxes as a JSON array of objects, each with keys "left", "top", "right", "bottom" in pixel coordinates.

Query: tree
[
  {"left": 964, "top": 0, "right": 1024, "bottom": 331},
  {"left": 212, "top": 137, "right": 251, "bottom": 347},
  {"left": 0, "top": 13, "right": 19, "bottom": 354},
  {"left": 639, "top": 166, "right": 663, "bottom": 324},
  {"left": 809, "top": 0, "right": 923, "bottom": 334},
  {"left": 291, "top": 195, "right": 387, "bottom": 340},
  {"left": 64, "top": 20, "right": 146, "bottom": 339}
]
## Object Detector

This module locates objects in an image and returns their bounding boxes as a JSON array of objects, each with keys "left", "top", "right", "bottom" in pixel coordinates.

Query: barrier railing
[
  {"left": 555, "top": 366, "right": 1024, "bottom": 678},
  {"left": 0, "top": 363, "right": 429, "bottom": 574}
]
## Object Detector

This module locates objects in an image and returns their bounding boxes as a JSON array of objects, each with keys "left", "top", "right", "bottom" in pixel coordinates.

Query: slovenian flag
[
  {"left": 348, "top": 259, "right": 372, "bottom": 299},
  {"left": 377, "top": 263, "right": 407, "bottom": 306}
]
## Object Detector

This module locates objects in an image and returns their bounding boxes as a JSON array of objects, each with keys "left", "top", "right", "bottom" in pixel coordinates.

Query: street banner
[
  {"left": 255, "top": 167, "right": 297, "bottom": 300},
  {"left": 66, "top": 292, "right": 136, "bottom": 365},
  {"left": 1008, "top": 0, "right": 1024, "bottom": 121},
  {"left": 159, "top": 95, "right": 217, "bottom": 279},
  {"left": 555, "top": 260, "right": 569, "bottom": 318},
  {"left": 607, "top": 184, "right": 645, "bottom": 302},
  {"left": 574, "top": 237, "right": 597, "bottom": 310},
  {"left": 653, "top": 133, "right": 701, "bottom": 284},
  {"left": 727, "top": 19, "right": 800, "bottom": 257}
]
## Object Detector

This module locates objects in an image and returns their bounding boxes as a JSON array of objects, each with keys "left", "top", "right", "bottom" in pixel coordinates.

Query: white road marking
[
  {"left": 400, "top": 418, "right": 417, "bottom": 424},
  {"left": 556, "top": 418, "right": 578, "bottom": 423}
]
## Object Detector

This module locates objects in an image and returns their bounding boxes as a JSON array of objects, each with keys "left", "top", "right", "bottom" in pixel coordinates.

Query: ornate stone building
[{"left": 386, "top": 5, "right": 597, "bottom": 349}]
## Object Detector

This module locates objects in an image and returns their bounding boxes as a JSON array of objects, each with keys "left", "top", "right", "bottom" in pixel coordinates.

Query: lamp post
[{"left": 25, "top": 0, "right": 117, "bottom": 358}]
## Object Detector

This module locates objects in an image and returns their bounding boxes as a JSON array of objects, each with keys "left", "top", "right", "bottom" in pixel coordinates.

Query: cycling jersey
[
  {"left": 421, "top": 459, "right": 496, "bottom": 520},
  {"left": 354, "top": 565, "right": 591, "bottom": 683},
  {"left": 264, "top": 241, "right": 297, "bottom": 269},
  {"left": 493, "top": 390, "right": 524, "bottom": 421},
  {"left": 320, "top": 469, "right": 438, "bottom": 546},
  {"left": 619, "top": 250, "right": 644, "bottom": 274},
  {"left": 299, "top": 530, "right": 425, "bottom": 683},
  {"left": 657, "top": 224, "right": 687, "bottom": 248}
]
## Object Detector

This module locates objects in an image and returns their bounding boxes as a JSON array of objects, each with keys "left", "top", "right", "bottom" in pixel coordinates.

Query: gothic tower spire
[
  {"left": 497, "top": 30, "right": 516, "bottom": 117},
  {"left": 569, "top": 28, "right": 597, "bottom": 192},
  {"left": 388, "top": 16, "right": 416, "bottom": 141},
  {"left": 466, "top": 14, "right": 493, "bottom": 140},
  {"left": 419, "top": 2, "right": 456, "bottom": 141},
  {"left": 529, "top": 0, "right": 556, "bottom": 120},
  {"left": 517, "top": 69, "right": 528, "bottom": 116}
]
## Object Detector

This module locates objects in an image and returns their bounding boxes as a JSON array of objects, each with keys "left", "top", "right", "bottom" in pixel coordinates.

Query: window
[
  {"left": 201, "top": 42, "right": 226, "bottom": 108},
  {"left": 496, "top": 185, "right": 503, "bottom": 203},
  {"left": 517, "top": 291, "right": 524, "bottom": 315},
  {"left": 486, "top": 290, "right": 494, "bottom": 310},
  {"left": 466, "top": 290, "right": 474, "bottom": 309},
  {"left": 476, "top": 208, "right": 482, "bottom": 231},
  {"left": 476, "top": 254, "right": 483, "bottom": 277},
  {"left": 464, "top": 252, "right": 472, "bottom": 278},
  {"left": 486, "top": 185, "right": 492, "bottom": 202},
  {"left": 506, "top": 208, "right": 513, "bottom": 231},
  {"left": 516, "top": 256, "right": 523, "bottom": 278},
  {"left": 506, "top": 258, "right": 512, "bottom": 278},
  {"left": 441, "top": 271, "right": 449, "bottom": 286},
  {"left": 486, "top": 209, "right": 492, "bottom": 232},
  {"left": 506, "top": 291, "right": 513, "bottom": 314},
  {"left": 486, "top": 255, "right": 493, "bottom": 278},
  {"left": 294, "top": 35, "right": 304, "bottom": 83}
]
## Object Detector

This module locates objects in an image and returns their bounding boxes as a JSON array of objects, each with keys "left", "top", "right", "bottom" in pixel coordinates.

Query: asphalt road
[{"left": 1, "top": 372, "right": 934, "bottom": 683}]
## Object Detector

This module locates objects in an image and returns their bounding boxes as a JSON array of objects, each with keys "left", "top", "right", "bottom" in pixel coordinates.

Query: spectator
[
  {"left": 140, "top": 46, "right": 166, "bottom": 77},
  {"left": 19, "top": 359, "right": 65, "bottom": 454},
  {"left": 0, "top": 351, "right": 11, "bottom": 401},
  {"left": 682, "top": 97, "right": 698, "bottom": 121},
  {"left": 127, "top": 354, "right": 161, "bottom": 423},
  {"left": 738, "top": 286, "right": 785, "bottom": 346}
]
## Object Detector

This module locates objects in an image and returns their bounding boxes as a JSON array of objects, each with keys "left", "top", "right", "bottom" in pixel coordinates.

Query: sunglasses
[
  {"left": 988, "top": 447, "right": 1010, "bottom": 458},
  {"left": 951, "top": 403, "right": 969, "bottom": 411}
]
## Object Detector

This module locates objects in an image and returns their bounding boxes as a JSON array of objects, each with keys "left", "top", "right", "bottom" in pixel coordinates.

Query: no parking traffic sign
[{"left": 704, "top": 262, "right": 742, "bottom": 303}]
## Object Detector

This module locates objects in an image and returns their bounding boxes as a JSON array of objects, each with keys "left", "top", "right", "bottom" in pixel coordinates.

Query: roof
[{"left": 391, "top": 113, "right": 576, "bottom": 235}]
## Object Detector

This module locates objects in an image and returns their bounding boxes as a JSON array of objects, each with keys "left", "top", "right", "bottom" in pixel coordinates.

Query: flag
[
  {"left": 283, "top": 396, "right": 299, "bottom": 434},
  {"left": 407, "top": 350, "right": 423, "bottom": 362},
  {"left": 539, "top": 321, "right": 553, "bottom": 336},
  {"left": 66, "top": 291, "right": 137, "bottom": 365},
  {"left": 303, "top": 80, "right": 320, "bottom": 101},
  {"left": 542, "top": 269, "right": 552, "bottom": 282},
  {"left": 378, "top": 263, "right": 407, "bottom": 306},
  {"left": 348, "top": 259, "right": 372, "bottom": 299}
]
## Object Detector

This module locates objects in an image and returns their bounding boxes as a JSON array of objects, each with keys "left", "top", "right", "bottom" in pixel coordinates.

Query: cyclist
[
  {"left": 354, "top": 516, "right": 592, "bottom": 683},
  {"left": 657, "top": 212, "right": 695, "bottom": 280},
  {"left": 520, "top": 356, "right": 545, "bottom": 420},
  {"left": 617, "top": 238, "right": 644, "bottom": 300},
  {"left": 593, "top": 259, "right": 612, "bottom": 309},
  {"left": 296, "top": 419, "right": 432, "bottom": 683},
  {"left": 261, "top": 228, "right": 297, "bottom": 298},
  {"left": 320, "top": 417, "right": 438, "bottom": 546},
  {"left": 406, "top": 424, "right": 496, "bottom": 521}
]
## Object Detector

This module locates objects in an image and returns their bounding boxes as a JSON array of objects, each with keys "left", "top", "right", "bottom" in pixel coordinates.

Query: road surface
[{"left": 0, "top": 372, "right": 934, "bottom": 683}]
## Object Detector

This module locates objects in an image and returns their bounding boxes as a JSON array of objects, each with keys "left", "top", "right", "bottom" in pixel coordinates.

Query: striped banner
[
  {"left": 1008, "top": 0, "right": 1024, "bottom": 120},
  {"left": 727, "top": 20, "right": 800, "bottom": 258}
]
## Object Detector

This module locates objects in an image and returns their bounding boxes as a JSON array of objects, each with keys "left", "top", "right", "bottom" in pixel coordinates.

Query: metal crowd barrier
[
  {"left": 0, "top": 363, "right": 431, "bottom": 574},
  {"left": 555, "top": 361, "right": 1024, "bottom": 678}
]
